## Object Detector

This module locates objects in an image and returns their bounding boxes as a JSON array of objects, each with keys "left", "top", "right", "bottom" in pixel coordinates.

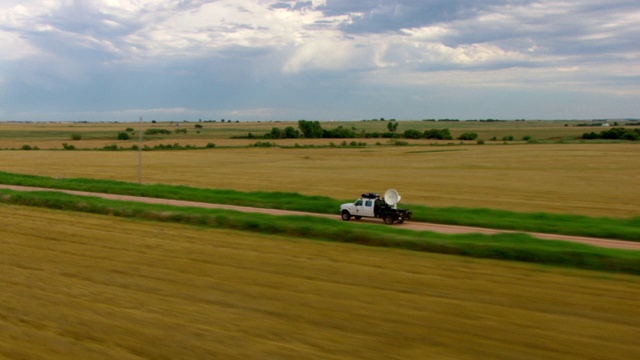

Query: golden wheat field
[
  {"left": 1, "top": 121, "right": 640, "bottom": 359},
  {"left": 0, "top": 119, "right": 601, "bottom": 143},
  {"left": 0, "top": 143, "right": 638, "bottom": 217},
  {"left": 2, "top": 120, "right": 639, "bottom": 217},
  {"left": 1, "top": 204, "right": 639, "bottom": 359}
]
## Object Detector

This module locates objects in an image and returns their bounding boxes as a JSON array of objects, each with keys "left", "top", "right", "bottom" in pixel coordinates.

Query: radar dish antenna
[{"left": 384, "top": 189, "right": 401, "bottom": 207}]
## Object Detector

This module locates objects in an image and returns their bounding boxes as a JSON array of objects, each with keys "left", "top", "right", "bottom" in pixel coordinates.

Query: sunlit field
[
  {"left": 2, "top": 120, "right": 638, "bottom": 218},
  {"left": 0, "top": 143, "right": 638, "bottom": 218},
  {"left": 1, "top": 205, "right": 638, "bottom": 359},
  {"left": 1, "top": 121, "right": 639, "bottom": 358}
]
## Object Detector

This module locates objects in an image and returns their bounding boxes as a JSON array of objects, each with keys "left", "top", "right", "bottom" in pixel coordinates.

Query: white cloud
[
  {"left": 401, "top": 26, "right": 449, "bottom": 41},
  {"left": 283, "top": 36, "right": 371, "bottom": 73},
  {"left": 0, "top": 30, "right": 42, "bottom": 60},
  {"left": 88, "top": 1, "right": 322, "bottom": 62}
]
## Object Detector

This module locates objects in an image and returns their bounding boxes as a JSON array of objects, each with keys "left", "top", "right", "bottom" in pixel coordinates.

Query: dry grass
[
  {"left": 0, "top": 143, "right": 638, "bottom": 217},
  {"left": 1, "top": 204, "right": 638, "bottom": 359}
]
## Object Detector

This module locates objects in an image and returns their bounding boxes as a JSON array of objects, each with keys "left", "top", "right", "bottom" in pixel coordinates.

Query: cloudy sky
[{"left": 1, "top": 0, "right": 638, "bottom": 122}]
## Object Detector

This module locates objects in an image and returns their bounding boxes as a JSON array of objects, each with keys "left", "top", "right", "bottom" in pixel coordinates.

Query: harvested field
[
  {"left": 1, "top": 204, "right": 639, "bottom": 359},
  {"left": 0, "top": 120, "right": 620, "bottom": 146},
  {"left": 0, "top": 143, "right": 638, "bottom": 217}
]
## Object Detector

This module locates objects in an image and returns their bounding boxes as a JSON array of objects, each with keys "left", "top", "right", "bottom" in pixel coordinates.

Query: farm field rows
[
  {"left": 0, "top": 143, "right": 638, "bottom": 218},
  {"left": 1, "top": 121, "right": 639, "bottom": 358},
  {"left": 0, "top": 119, "right": 609, "bottom": 144},
  {"left": 1, "top": 204, "right": 639, "bottom": 359}
]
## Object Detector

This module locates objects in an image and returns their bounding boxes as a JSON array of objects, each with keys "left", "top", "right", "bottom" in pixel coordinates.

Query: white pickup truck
[{"left": 340, "top": 189, "right": 412, "bottom": 225}]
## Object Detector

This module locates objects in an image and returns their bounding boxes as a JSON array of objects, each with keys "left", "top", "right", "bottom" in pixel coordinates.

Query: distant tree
[
  {"left": 283, "top": 126, "right": 300, "bottom": 139},
  {"left": 423, "top": 128, "right": 452, "bottom": 140},
  {"left": 403, "top": 129, "right": 422, "bottom": 139},
  {"left": 458, "top": 132, "right": 478, "bottom": 140},
  {"left": 387, "top": 121, "right": 399, "bottom": 132},
  {"left": 620, "top": 130, "right": 640, "bottom": 140},
  {"left": 584, "top": 127, "right": 640, "bottom": 141},
  {"left": 298, "top": 120, "right": 323, "bottom": 138},
  {"left": 145, "top": 128, "right": 172, "bottom": 135},
  {"left": 601, "top": 127, "right": 627, "bottom": 139},
  {"left": 117, "top": 132, "right": 130, "bottom": 140},
  {"left": 269, "top": 127, "right": 283, "bottom": 139},
  {"left": 323, "top": 126, "right": 356, "bottom": 138}
]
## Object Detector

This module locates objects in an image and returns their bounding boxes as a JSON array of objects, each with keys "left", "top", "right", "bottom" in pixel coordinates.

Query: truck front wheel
[
  {"left": 383, "top": 215, "right": 394, "bottom": 225},
  {"left": 341, "top": 211, "right": 351, "bottom": 221}
]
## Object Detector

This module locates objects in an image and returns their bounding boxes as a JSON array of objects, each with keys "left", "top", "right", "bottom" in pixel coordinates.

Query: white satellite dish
[{"left": 384, "top": 189, "right": 401, "bottom": 207}]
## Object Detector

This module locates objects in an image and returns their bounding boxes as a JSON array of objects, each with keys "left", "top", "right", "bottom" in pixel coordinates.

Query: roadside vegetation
[
  {"left": 1, "top": 171, "right": 639, "bottom": 242},
  {"left": 1, "top": 188, "right": 638, "bottom": 275}
]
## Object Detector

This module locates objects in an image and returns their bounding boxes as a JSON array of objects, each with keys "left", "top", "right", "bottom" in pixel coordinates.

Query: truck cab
[
  {"left": 340, "top": 193, "right": 380, "bottom": 220},
  {"left": 345, "top": 194, "right": 378, "bottom": 219}
]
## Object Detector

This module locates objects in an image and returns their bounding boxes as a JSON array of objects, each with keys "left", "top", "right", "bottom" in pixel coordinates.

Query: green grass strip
[
  {"left": 0, "top": 171, "right": 336, "bottom": 213},
  {"left": 1, "top": 189, "right": 639, "bottom": 275},
  {"left": 0, "top": 170, "right": 639, "bottom": 241},
  {"left": 411, "top": 205, "right": 640, "bottom": 241}
]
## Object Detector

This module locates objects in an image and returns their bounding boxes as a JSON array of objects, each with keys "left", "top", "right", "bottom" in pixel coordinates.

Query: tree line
[
  {"left": 262, "top": 120, "right": 477, "bottom": 141},
  {"left": 582, "top": 127, "right": 640, "bottom": 141}
]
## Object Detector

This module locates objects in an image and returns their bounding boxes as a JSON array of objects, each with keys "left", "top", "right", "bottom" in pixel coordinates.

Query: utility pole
[{"left": 138, "top": 116, "right": 143, "bottom": 184}]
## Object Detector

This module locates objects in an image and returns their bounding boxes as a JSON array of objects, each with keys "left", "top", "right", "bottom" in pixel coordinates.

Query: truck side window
[
  {"left": 355, "top": 200, "right": 363, "bottom": 206},
  {"left": 365, "top": 200, "right": 372, "bottom": 207}
]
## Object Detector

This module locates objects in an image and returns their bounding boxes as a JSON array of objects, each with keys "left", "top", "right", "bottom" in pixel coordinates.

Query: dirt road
[{"left": 1, "top": 184, "right": 638, "bottom": 250}]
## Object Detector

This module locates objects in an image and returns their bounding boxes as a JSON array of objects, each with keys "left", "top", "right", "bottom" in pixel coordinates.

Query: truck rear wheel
[
  {"left": 341, "top": 211, "right": 351, "bottom": 221},
  {"left": 383, "top": 215, "right": 394, "bottom": 225}
]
